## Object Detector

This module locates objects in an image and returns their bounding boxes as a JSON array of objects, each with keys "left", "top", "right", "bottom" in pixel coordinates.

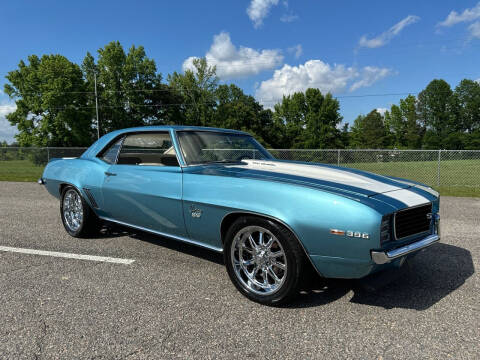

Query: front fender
[{"left": 182, "top": 171, "right": 383, "bottom": 267}]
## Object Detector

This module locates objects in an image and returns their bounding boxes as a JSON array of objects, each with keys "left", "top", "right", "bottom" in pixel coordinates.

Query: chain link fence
[
  {"left": 1, "top": 147, "right": 479, "bottom": 191},
  {"left": 269, "top": 149, "right": 480, "bottom": 190}
]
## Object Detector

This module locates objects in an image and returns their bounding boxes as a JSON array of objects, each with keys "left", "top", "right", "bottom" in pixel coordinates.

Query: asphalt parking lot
[{"left": 0, "top": 182, "right": 478, "bottom": 359}]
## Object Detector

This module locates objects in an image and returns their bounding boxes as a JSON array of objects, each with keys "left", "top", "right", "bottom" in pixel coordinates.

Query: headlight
[{"left": 380, "top": 215, "right": 392, "bottom": 245}]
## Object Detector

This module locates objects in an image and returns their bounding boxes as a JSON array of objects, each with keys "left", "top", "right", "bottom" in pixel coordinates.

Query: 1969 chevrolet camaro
[{"left": 40, "top": 126, "right": 440, "bottom": 304}]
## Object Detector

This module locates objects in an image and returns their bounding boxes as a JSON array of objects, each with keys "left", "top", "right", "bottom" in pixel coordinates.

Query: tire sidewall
[{"left": 224, "top": 216, "right": 301, "bottom": 305}]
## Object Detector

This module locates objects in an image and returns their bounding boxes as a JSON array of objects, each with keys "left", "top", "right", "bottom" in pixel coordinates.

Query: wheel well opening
[
  {"left": 220, "top": 213, "right": 244, "bottom": 245},
  {"left": 220, "top": 212, "right": 321, "bottom": 278},
  {"left": 59, "top": 183, "right": 69, "bottom": 196},
  {"left": 221, "top": 212, "right": 296, "bottom": 245}
]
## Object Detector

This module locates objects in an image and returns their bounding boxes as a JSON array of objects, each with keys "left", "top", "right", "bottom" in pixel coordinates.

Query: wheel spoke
[
  {"left": 247, "top": 234, "right": 257, "bottom": 250},
  {"left": 261, "top": 268, "right": 268, "bottom": 286},
  {"left": 240, "top": 243, "right": 254, "bottom": 254},
  {"left": 269, "top": 251, "right": 283, "bottom": 258},
  {"left": 271, "top": 260, "right": 286, "bottom": 270},
  {"left": 258, "top": 231, "right": 264, "bottom": 246},
  {"left": 267, "top": 266, "right": 281, "bottom": 284},
  {"left": 265, "top": 235, "right": 274, "bottom": 249},
  {"left": 242, "top": 259, "right": 255, "bottom": 266}
]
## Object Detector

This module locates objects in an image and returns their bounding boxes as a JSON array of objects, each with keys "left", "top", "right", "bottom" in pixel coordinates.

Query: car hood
[{"left": 195, "top": 159, "right": 437, "bottom": 208}]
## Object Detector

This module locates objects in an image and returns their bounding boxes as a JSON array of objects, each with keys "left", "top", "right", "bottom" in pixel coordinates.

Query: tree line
[{"left": 3, "top": 41, "right": 480, "bottom": 149}]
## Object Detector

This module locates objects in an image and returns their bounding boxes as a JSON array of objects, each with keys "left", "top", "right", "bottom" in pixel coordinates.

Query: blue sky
[{"left": 1, "top": 0, "right": 480, "bottom": 143}]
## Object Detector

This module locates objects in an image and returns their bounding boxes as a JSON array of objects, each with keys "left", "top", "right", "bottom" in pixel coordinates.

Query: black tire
[
  {"left": 60, "top": 186, "right": 102, "bottom": 238},
  {"left": 224, "top": 216, "right": 304, "bottom": 305}
]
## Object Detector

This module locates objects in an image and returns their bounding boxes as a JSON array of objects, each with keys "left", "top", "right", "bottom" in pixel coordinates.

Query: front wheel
[
  {"left": 60, "top": 186, "right": 101, "bottom": 238},
  {"left": 224, "top": 216, "right": 304, "bottom": 305}
]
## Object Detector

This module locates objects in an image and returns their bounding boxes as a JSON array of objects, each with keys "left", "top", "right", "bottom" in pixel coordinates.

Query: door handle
[{"left": 104, "top": 172, "right": 117, "bottom": 176}]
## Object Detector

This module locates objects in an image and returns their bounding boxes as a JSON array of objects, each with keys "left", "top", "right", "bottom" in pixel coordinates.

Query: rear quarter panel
[{"left": 42, "top": 158, "right": 108, "bottom": 210}]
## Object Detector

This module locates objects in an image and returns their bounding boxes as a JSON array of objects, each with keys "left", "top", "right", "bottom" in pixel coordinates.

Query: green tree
[
  {"left": 385, "top": 95, "right": 423, "bottom": 148},
  {"left": 384, "top": 105, "right": 405, "bottom": 147},
  {"left": 400, "top": 95, "right": 423, "bottom": 148},
  {"left": 303, "top": 89, "right": 343, "bottom": 148},
  {"left": 4, "top": 55, "right": 92, "bottom": 146},
  {"left": 454, "top": 79, "right": 480, "bottom": 133},
  {"left": 213, "top": 84, "right": 276, "bottom": 145},
  {"left": 350, "top": 110, "right": 388, "bottom": 148},
  {"left": 417, "top": 79, "right": 456, "bottom": 148},
  {"left": 82, "top": 42, "right": 178, "bottom": 134},
  {"left": 168, "top": 58, "right": 218, "bottom": 126},
  {"left": 340, "top": 123, "right": 350, "bottom": 148},
  {"left": 272, "top": 92, "right": 307, "bottom": 148},
  {"left": 271, "top": 88, "right": 343, "bottom": 149}
]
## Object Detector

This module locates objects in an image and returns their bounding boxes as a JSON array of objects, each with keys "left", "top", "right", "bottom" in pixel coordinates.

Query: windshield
[{"left": 177, "top": 131, "right": 273, "bottom": 165}]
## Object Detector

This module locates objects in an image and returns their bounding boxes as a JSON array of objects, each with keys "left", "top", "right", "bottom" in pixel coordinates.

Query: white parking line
[{"left": 0, "top": 246, "right": 135, "bottom": 265}]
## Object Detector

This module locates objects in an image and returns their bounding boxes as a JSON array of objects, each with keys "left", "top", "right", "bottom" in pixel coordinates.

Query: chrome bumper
[
  {"left": 371, "top": 234, "right": 440, "bottom": 265},
  {"left": 37, "top": 178, "right": 45, "bottom": 185}
]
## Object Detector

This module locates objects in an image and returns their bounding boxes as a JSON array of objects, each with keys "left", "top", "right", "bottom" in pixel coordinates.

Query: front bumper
[
  {"left": 371, "top": 234, "right": 440, "bottom": 264},
  {"left": 371, "top": 211, "right": 440, "bottom": 265}
]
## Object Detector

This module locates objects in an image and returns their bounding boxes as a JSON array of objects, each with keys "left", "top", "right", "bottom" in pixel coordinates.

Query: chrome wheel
[
  {"left": 62, "top": 189, "right": 84, "bottom": 232},
  {"left": 231, "top": 225, "right": 287, "bottom": 296}
]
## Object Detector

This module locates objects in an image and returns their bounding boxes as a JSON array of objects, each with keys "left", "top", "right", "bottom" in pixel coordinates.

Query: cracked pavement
[{"left": 0, "top": 181, "right": 478, "bottom": 359}]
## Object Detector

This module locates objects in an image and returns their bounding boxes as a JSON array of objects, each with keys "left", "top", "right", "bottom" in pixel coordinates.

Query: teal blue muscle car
[{"left": 40, "top": 126, "right": 440, "bottom": 304}]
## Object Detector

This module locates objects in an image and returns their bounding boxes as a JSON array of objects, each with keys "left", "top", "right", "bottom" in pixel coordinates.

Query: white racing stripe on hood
[
  {"left": 387, "top": 178, "right": 439, "bottom": 197},
  {"left": 239, "top": 160, "right": 399, "bottom": 193},
  {"left": 383, "top": 189, "right": 430, "bottom": 207},
  {"left": 237, "top": 160, "right": 430, "bottom": 207}
]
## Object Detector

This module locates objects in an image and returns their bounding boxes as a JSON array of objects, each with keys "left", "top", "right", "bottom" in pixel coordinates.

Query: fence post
[
  {"left": 47, "top": 147, "right": 50, "bottom": 162},
  {"left": 437, "top": 150, "right": 441, "bottom": 187},
  {"left": 337, "top": 149, "right": 340, "bottom": 166}
]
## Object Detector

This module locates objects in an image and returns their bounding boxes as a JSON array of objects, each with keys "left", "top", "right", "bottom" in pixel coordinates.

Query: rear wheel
[
  {"left": 224, "top": 216, "right": 304, "bottom": 305},
  {"left": 60, "top": 186, "right": 101, "bottom": 237}
]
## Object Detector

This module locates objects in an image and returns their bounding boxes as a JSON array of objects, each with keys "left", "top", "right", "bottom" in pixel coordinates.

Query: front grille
[{"left": 394, "top": 203, "right": 432, "bottom": 239}]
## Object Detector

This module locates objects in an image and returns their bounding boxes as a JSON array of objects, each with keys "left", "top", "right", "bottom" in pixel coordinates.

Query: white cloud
[
  {"left": 280, "top": 13, "right": 299, "bottom": 23},
  {"left": 247, "top": 0, "right": 279, "bottom": 28},
  {"left": 255, "top": 60, "right": 391, "bottom": 105},
  {"left": 376, "top": 107, "right": 388, "bottom": 116},
  {"left": 438, "top": 2, "right": 480, "bottom": 27},
  {"left": 183, "top": 32, "right": 283, "bottom": 79},
  {"left": 350, "top": 66, "right": 391, "bottom": 91},
  {"left": 287, "top": 44, "right": 303, "bottom": 59},
  {"left": 0, "top": 103, "right": 18, "bottom": 144},
  {"left": 469, "top": 21, "right": 480, "bottom": 38},
  {"left": 359, "top": 15, "right": 420, "bottom": 48}
]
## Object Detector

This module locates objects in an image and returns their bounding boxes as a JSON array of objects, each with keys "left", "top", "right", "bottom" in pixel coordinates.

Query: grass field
[
  {"left": 0, "top": 160, "right": 44, "bottom": 182},
  {"left": 1, "top": 159, "right": 479, "bottom": 197}
]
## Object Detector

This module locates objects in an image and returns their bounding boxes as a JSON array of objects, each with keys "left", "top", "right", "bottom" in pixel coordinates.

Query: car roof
[
  {"left": 115, "top": 125, "right": 249, "bottom": 135},
  {"left": 81, "top": 125, "right": 250, "bottom": 159}
]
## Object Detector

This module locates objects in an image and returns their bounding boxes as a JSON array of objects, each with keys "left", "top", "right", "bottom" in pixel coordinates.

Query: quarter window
[
  {"left": 117, "top": 133, "right": 179, "bottom": 167},
  {"left": 99, "top": 137, "right": 123, "bottom": 164}
]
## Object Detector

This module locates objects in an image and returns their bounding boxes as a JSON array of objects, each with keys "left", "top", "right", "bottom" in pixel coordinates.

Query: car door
[{"left": 101, "top": 131, "right": 187, "bottom": 238}]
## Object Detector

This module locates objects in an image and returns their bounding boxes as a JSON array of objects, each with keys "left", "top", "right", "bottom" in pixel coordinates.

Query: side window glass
[
  {"left": 99, "top": 138, "right": 123, "bottom": 164},
  {"left": 117, "top": 133, "right": 179, "bottom": 167}
]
